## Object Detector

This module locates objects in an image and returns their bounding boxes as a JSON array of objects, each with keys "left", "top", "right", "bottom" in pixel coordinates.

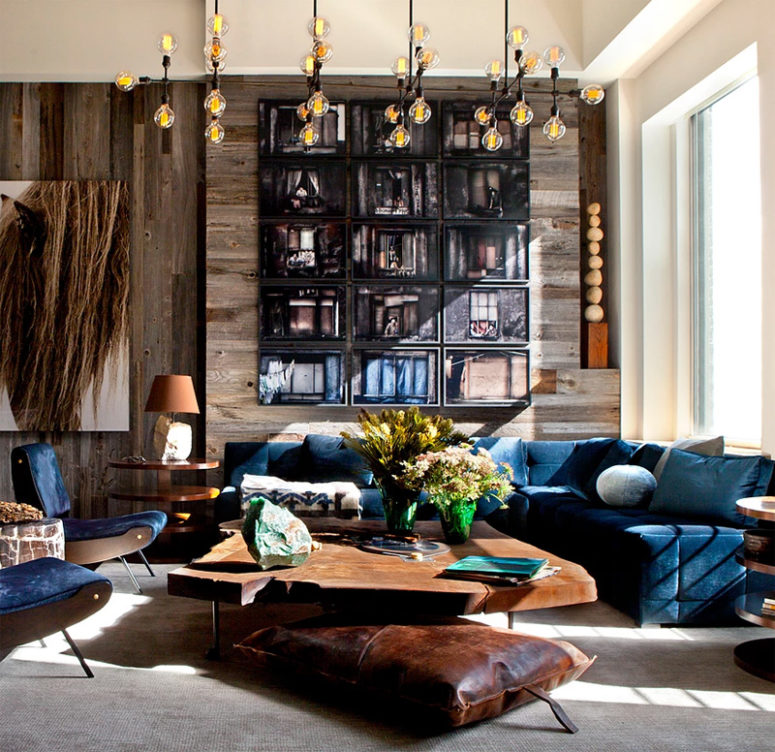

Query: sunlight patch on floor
[{"left": 553, "top": 680, "right": 775, "bottom": 711}]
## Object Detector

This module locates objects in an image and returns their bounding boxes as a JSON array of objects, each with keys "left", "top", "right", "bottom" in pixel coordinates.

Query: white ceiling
[{"left": 0, "top": 0, "right": 726, "bottom": 84}]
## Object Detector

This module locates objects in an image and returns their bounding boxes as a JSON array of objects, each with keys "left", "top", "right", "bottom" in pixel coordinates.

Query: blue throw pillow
[
  {"left": 649, "top": 448, "right": 775, "bottom": 525},
  {"left": 629, "top": 443, "right": 665, "bottom": 473},
  {"left": 230, "top": 445, "right": 270, "bottom": 488},
  {"left": 472, "top": 437, "right": 528, "bottom": 487},
  {"left": 267, "top": 444, "right": 306, "bottom": 481},
  {"left": 547, "top": 438, "right": 619, "bottom": 499},
  {"left": 303, "top": 434, "right": 373, "bottom": 487},
  {"left": 582, "top": 439, "right": 635, "bottom": 503}
]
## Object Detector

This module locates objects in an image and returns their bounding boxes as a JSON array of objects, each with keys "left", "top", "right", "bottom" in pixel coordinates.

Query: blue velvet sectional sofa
[{"left": 217, "top": 434, "right": 775, "bottom": 626}]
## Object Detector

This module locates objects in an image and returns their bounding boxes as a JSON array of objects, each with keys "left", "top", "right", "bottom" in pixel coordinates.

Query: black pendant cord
[{"left": 161, "top": 54, "right": 170, "bottom": 105}]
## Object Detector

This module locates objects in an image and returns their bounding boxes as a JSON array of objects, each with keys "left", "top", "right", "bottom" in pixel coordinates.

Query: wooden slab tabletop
[{"left": 167, "top": 520, "right": 596, "bottom": 615}]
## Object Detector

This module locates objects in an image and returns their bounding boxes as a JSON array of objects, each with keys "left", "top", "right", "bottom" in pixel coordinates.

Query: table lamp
[{"left": 144, "top": 374, "right": 200, "bottom": 461}]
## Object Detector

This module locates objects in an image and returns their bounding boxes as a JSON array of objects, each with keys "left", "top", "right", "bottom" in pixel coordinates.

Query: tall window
[{"left": 692, "top": 77, "right": 761, "bottom": 442}]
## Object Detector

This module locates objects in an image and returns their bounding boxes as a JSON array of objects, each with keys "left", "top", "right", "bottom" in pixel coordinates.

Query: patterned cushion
[{"left": 241, "top": 475, "right": 361, "bottom": 518}]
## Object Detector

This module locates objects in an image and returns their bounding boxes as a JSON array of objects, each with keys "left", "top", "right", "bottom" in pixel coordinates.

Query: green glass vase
[
  {"left": 437, "top": 498, "right": 477, "bottom": 544},
  {"left": 378, "top": 480, "right": 420, "bottom": 534}
]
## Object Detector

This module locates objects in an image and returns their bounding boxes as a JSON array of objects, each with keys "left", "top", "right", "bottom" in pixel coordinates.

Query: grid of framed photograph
[{"left": 257, "top": 99, "right": 531, "bottom": 407}]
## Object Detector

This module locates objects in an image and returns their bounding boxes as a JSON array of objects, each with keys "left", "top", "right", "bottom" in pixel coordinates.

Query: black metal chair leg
[
  {"left": 118, "top": 556, "right": 143, "bottom": 594},
  {"left": 138, "top": 549, "right": 155, "bottom": 577},
  {"left": 524, "top": 684, "right": 579, "bottom": 733},
  {"left": 61, "top": 629, "right": 94, "bottom": 678}
]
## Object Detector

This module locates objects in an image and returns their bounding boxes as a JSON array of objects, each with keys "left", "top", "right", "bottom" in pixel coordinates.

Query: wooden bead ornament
[
  {"left": 588, "top": 215, "right": 601, "bottom": 228},
  {"left": 586, "top": 227, "right": 604, "bottom": 242},
  {"left": 586, "top": 286, "right": 603, "bottom": 304},
  {"left": 588, "top": 241, "right": 601, "bottom": 255},
  {"left": 584, "top": 269, "right": 602, "bottom": 287},
  {"left": 584, "top": 304, "right": 604, "bottom": 323},
  {"left": 587, "top": 202, "right": 601, "bottom": 215},
  {"left": 588, "top": 255, "right": 603, "bottom": 270}
]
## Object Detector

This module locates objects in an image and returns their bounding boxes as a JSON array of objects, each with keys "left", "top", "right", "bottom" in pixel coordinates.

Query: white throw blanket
[{"left": 240, "top": 474, "right": 361, "bottom": 518}]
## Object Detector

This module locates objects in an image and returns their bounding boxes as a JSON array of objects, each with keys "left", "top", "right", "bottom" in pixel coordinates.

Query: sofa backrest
[
  {"left": 224, "top": 435, "right": 373, "bottom": 489},
  {"left": 525, "top": 441, "right": 577, "bottom": 486}
]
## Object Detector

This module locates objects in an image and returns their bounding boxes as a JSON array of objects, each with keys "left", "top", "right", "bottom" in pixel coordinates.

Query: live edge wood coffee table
[{"left": 168, "top": 519, "right": 597, "bottom": 658}]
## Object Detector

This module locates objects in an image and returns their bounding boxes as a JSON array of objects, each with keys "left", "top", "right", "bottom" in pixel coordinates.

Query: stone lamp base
[{"left": 153, "top": 415, "right": 193, "bottom": 461}]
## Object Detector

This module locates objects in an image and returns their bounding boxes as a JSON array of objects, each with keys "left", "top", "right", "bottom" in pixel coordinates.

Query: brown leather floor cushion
[{"left": 237, "top": 616, "right": 594, "bottom": 729}]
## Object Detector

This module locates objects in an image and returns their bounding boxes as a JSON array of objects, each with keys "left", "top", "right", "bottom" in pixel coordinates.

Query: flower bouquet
[
  {"left": 403, "top": 445, "right": 513, "bottom": 543},
  {"left": 341, "top": 407, "right": 468, "bottom": 533}
]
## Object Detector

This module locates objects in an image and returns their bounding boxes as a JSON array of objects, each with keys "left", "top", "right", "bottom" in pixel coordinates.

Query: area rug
[{"left": 1, "top": 562, "right": 773, "bottom": 752}]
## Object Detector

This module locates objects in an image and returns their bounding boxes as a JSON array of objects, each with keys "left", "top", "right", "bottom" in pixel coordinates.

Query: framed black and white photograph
[
  {"left": 259, "top": 286, "right": 346, "bottom": 341},
  {"left": 443, "top": 162, "right": 529, "bottom": 220},
  {"left": 259, "top": 100, "right": 346, "bottom": 155},
  {"left": 441, "top": 101, "right": 529, "bottom": 159},
  {"left": 353, "top": 161, "right": 438, "bottom": 218},
  {"left": 350, "top": 101, "right": 438, "bottom": 157},
  {"left": 259, "top": 161, "right": 346, "bottom": 217},
  {"left": 351, "top": 223, "right": 438, "bottom": 280},
  {"left": 444, "top": 286, "right": 529, "bottom": 344},
  {"left": 443, "top": 348, "right": 530, "bottom": 406},
  {"left": 444, "top": 223, "right": 529, "bottom": 282},
  {"left": 260, "top": 222, "right": 346, "bottom": 278},
  {"left": 258, "top": 349, "right": 346, "bottom": 405},
  {"left": 353, "top": 285, "right": 439, "bottom": 342},
  {"left": 352, "top": 348, "right": 438, "bottom": 405}
]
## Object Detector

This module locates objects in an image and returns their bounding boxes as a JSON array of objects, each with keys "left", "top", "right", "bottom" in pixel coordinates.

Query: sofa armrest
[{"left": 215, "top": 486, "right": 240, "bottom": 524}]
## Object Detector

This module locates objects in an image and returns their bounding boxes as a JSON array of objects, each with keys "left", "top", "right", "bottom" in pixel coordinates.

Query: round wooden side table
[
  {"left": 108, "top": 458, "right": 220, "bottom": 560},
  {"left": 734, "top": 496, "right": 775, "bottom": 682}
]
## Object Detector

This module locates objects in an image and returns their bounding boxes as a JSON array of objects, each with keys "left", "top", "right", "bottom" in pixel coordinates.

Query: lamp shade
[{"left": 144, "top": 375, "right": 200, "bottom": 414}]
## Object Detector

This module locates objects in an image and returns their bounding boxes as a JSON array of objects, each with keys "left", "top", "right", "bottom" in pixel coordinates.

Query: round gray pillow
[{"left": 596, "top": 465, "right": 657, "bottom": 507}]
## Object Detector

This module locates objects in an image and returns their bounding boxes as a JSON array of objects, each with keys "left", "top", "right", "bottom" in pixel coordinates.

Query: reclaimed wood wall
[
  {"left": 206, "top": 76, "right": 620, "bottom": 480},
  {"left": 0, "top": 82, "right": 204, "bottom": 517}
]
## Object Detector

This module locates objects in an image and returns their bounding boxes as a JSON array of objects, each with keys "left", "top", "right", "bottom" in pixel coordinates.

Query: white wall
[{"left": 612, "top": 0, "right": 775, "bottom": 450}]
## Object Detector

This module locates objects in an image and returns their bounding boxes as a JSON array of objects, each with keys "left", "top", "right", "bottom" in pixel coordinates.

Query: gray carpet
[{"left": 1, "top": 561, "right": 773, "bottom": 752}]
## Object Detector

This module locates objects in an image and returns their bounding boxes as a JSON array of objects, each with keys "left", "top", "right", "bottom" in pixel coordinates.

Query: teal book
[{"left": 443, "top": 555, "right": 549, "bottom": 582}]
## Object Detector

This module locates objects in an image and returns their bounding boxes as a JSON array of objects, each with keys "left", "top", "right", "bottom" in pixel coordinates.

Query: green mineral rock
[{"left": 241, "top": 496, "right": 312, "bottom": 570}]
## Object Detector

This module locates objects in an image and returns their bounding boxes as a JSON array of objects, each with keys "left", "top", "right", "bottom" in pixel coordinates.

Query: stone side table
[{"left": 0, "top": 518, "right": 65, "bottom": 568}]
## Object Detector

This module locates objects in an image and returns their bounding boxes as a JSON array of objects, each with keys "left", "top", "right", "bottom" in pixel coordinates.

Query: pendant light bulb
[
  {"left": 389, "top": 124, "right": 411, "bottom": 149},
  {"left": 158, "top": 33, "right": 178, "bottom": 55},
  {"left": 300, "top": 54, "right": 317, "bottom": 76},
  {"left": 473, "top": 105, "right": 491, "bottom": 127},
  {"left": 519, "top": 51, "right": 544, "bottom": 74},
  {"left": 115, "top": 71, "right": 138, "bottom": 92},
  {"left": 307, "top": 90, "right": 330, "bottom": 117},
  {"left": 409, "top": 97, "right": 432, "bottom": 125},
  {"left": 154, "top": 103, "right": 175, "bottom": 129},
  {"left": 204, "top": 89, "right": 227, "bottom": 117},
  {"left": 312, "top": 40, "right": 334, "bottom": 63},
  {"left": 384, "top": 103, "right": 401, "bottom": 124},
  {"left": 482, "top": 125, "right": 503, "bottom": 152},
  {"left": 299, "top": 122, "right": 320, "bottom": 147},
  {"left": 415, "top": 47, "right": 440, "bottom": 70},
  {"left": 484, "top": 59, "right": 504, "bottom": 83},
  {"left": 506, "top": 25, "right": 529, "bottom": 49},
  {"left": 207, "top": 13, "right": 229, "bottom": 36},
  {"left": 205, "top": 119, "right": 225, "bottom": 144},
  {"left": 204, "top": 40, "right": 228, "bottom": 63},
  {"left": 543, "top": 45, "right": 566, "bottom": 68},
  {"left": 408, "top": 23, "right": 431, "bottom": 46},
  {"left": 580, "top": 84, "right": 606, "bottom": 105},
  {"left": 391, "top": 56, "right": 410, "bottom": 79},
  {"left": 308, "top": 16, "right": 330, "bottom": 39},
  {"left": 509, "top": 100, "right": 533, "bottom": 126},
  {"left": 543, "top": 114, "right": 566, "bottom": 142},
  {"left": 297, "top": 102, "right": 311, "bottom": 121}
]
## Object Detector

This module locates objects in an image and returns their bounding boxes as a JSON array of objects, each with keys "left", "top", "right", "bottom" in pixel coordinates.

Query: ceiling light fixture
[
  {"left": 204, "top": 0, "right": 229, "bottom": 144},
  {"left": 297, "top": 0, "right": 333, "bottom": 149},
  {"left": 474, "top": 0, "right": 605, "bottom": 149},
  {"left": 385, "top": 0, "right": 440, "bottom": 149}
]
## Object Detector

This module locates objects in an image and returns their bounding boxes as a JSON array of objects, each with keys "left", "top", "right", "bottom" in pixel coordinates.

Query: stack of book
[
  {"left": 442, "top": 555, "right": 560, "bottom": 585},
  {"left": 761, "top": 596, "right": 775, "bottom": 617}
]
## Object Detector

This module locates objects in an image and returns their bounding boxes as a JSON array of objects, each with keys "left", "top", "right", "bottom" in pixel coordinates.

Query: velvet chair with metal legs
[
  {"left": 11, "top": 443, "right": 167, "bottom": 593},
  {"left": 0, "top": 556, "right": 113, "bottom": 677}
]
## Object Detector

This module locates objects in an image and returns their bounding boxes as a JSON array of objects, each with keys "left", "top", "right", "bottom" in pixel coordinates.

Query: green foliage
[{"left": 341, "top": 407, "right": 469, "bottom": 492}]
